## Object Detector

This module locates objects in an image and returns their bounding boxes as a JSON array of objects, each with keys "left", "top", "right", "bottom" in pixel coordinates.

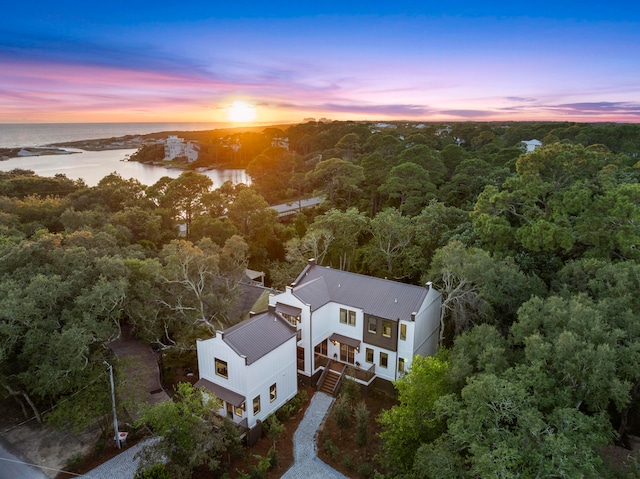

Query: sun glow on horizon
[{"left": 226, "top": 101, "right": 258, "bottom": 123}]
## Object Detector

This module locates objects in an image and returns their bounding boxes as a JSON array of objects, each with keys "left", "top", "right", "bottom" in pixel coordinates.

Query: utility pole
[{"left": 104, "top": 361, "right": 121, "bottom": 449}]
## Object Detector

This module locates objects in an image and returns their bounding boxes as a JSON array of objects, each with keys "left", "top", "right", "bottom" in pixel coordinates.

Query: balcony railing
[{"left": 313, "top": 353, "right": 376, "bottom": 384}]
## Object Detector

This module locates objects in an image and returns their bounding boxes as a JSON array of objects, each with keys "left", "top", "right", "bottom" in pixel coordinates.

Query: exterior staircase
[{"left": 318, "top": 369, "right": 341, "bottom": 396}]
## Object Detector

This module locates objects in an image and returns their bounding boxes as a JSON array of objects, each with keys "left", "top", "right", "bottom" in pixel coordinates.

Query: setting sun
[{"left": 226, "top": 101, "right": 258, "bottom": 123}]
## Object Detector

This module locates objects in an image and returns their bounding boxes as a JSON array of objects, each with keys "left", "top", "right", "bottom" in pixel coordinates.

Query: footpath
[{"left": 280, "top": 392, "right": 347, "bottom": 479}]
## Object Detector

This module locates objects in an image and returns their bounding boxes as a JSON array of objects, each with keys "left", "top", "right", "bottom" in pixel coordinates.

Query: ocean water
[
  {"left": 0, "top": 122, "right": 229, "bottom": 149},
  {"left": 0, "top": 123, "right": 251, "bottom": 187}
]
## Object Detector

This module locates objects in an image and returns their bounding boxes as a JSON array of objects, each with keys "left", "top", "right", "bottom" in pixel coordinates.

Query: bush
[
  {"left": 264, "top": 414, "right": 283, "bottom": 446},
  {"left": 342, "top": 453, "right": 354, "bottom": 469},
  {"left": 134, "top": 463, "right": 170, "bottom": 479},
  {"left": 358, "top": 462, "right": 374, "bottom": 479},
  {"left": 65, "top": 453, "right": 85, "bottom": 471},
  {"left": 248, "top": 454, "right": 271, "bottom": 479},
  {"left": 267, "top": 445, "right": 279, "bottom": 468},
  {"left": 332, "top": 395, "right": 352, "bottom": 432},
  {"left": 354, "top": 401, "right": 370, "bottom": 447},
  {"left": 275, "top": 389, "right": 308, "bottom": 421},
  {"left": 324, "top": 439, "right": 338, "bottom": 459},
  {"left": 340, "top": 375, "right": 361, "bottom": 404}
]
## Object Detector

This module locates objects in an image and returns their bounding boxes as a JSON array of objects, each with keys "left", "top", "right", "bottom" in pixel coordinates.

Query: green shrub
[
  {"left": 342, "top": 453, "right": 354, "bottom": 469},
  {"left": 332, "top": 395, "right": 352, "bottom": 431},
  {"left": 340, "top": 375, "right": 361, "bottom": 404},
  {"left": 358, "top": 461, "right": 374, "bottom": 479},
  {"left": 324, "top": 439, "right": 338, "bottom": 459},
  {"left": 248, "top": 454, "right": 271, "bottom": 479},
  {"left": 354, "top": 400, "right": 370, "bottom": 447},
  {"left": 134, "top": 463, "right": 170, "bottom": 479},
  {"left": 65, "top": 453, "right": 85, "bottom": 471},
  {"left": 267, "top": 445, "right": 279, "bottom": 468}
]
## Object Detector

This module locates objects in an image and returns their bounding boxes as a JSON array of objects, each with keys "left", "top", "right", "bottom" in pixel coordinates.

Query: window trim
[
  {"left": 215, "top": 358, "right": 228, "bottom": 379},
  {"left": 367, "top": 317, "right": 377, "bottom": 334},
  {"left": 253, "top": 395, "right": 261, "bottom": 415},
  {"left": 382, "top": 321, "right": 392, "bottom": 338},
  {"left": 340, "top": 308, "right": 356, "bottom": 327},
  {"left": 380, "top": 352, "right": 388, "bottom": 369},
  {"left": 365, "top": 347, "right": 374, "bottom": 363}
]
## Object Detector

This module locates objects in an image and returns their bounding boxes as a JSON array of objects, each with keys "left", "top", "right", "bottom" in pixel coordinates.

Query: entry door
[{"left": 340, "top": 343, "right": 356, "bottom": 364}]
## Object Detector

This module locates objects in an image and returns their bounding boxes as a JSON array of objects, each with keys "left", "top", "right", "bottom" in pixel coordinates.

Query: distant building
[
  {"left": 164, "top": 135, "right": 200, "bottom": 162},
  {"left": 521, "top": 139, "right": 542, "bottom": 153},
  {"left": 271, "top": 137, "right": 289, "bottom": 150}
]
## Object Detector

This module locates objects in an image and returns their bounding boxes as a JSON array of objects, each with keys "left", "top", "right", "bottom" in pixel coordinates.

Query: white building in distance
[{"left": 164, "top": 135, "right": 200, "bottom": 162}]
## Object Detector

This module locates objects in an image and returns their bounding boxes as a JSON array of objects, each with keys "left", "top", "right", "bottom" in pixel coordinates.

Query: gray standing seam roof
[
  {"left": 291, "top": 264, "right": 429, "bottom": 322},
  {"left": 222, "top": 310, "right": 297, "bottom": 365}
]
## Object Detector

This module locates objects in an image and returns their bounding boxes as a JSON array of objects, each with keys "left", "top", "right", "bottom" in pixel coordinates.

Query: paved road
[{"left": 0, "top": 441, "right": 48, "bottom": 479}]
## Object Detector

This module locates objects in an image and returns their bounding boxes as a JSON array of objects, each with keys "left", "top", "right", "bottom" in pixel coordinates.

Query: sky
[{"left": 1, "top": 1, "right": 640, "bottom": 124}]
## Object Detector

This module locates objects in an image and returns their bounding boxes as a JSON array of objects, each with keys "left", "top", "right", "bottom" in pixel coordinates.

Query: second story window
[
  {"left": 383, "top": 321, "right": 392, "bottom": 338},
  {"left": 400, "top": 323, "right": 407, "bottom": 341},
  {"left": 215, "top": 358, "right": 228, "bottom": 379},
  {"left": 368, "top": 317, "right": 377, "bottom": 333},
  {"left": 340, "top": 308, "right": 356, "bottom": 326}
]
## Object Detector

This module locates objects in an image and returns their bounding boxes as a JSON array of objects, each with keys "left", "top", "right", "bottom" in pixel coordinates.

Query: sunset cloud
[{"left": 1, "top": 3, "right": 639, "bottom": 123}]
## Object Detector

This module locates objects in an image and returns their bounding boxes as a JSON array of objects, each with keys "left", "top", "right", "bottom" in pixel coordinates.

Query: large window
[
  {"left": 400, "top": 323, "right": 407, "bottom": 341},
  {"left": 215, "top": 358, "right": 228, "bottom": 379},
  {"left": 270, "top": 383, "right": 277, "bottom": 403},
  {"left": 366, "top": 347, "right": 374, "bottom": 363},
  {"left": 340, "top": 308, "right": 356, "bottom": 326},
  {"left": 235, "top": 401, "right": 245, "bottom": 417},
  {"left": 253, "top": 395, "right": 261, "bottom": 415},
  {"left": 314, "top": 340, "right": 328, "bottom": 356},
  {"left": 382, "top": 321, "right": 392, "bottom": 338},
  {"left": 380, "top": 352, "right": 388, "bottom": 369}
]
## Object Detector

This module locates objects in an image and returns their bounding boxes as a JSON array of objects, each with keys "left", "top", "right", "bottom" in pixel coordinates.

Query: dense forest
[{"left": 1, "top": 120, "right": 640, "bottom": 478}]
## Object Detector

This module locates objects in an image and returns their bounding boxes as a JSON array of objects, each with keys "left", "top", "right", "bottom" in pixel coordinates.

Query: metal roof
[
  {"left": 194, "top": 378, "right": 245, "bottom": 406},
  {"left": 329, "top": 333, "right": 361, "bottom": 348},
  {"left": 291, "top": 263, "right": 429, "bottom": 322},
  {"left": 222, "top": 310, "right": 297, "bottom": 365}
]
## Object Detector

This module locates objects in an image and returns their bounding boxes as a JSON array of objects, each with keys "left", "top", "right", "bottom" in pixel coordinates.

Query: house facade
[
  {"left": 269, "top": 259, "right": 441, "bottom": 390},
  {"left": 195, "top": 308, "right": 298, "bottom": 437}
]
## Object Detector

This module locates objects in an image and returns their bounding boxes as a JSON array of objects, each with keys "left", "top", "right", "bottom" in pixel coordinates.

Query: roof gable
[{"left": 291, "top": 263, "right": 429, "bottom": 321}]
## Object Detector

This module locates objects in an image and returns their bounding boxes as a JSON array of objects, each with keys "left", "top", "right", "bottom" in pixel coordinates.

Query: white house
[
  {"left": 195, "top": 259, "right": 441, "bottom": 434},
  {"left": 269, "top": 259, "right": 441, "bottom": 392},
  {"left": 164, "top": 135, "right": 200, "bottom": 162},
  {"left": 195, "top": 307, "right": 298, "bottom": 442}
]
